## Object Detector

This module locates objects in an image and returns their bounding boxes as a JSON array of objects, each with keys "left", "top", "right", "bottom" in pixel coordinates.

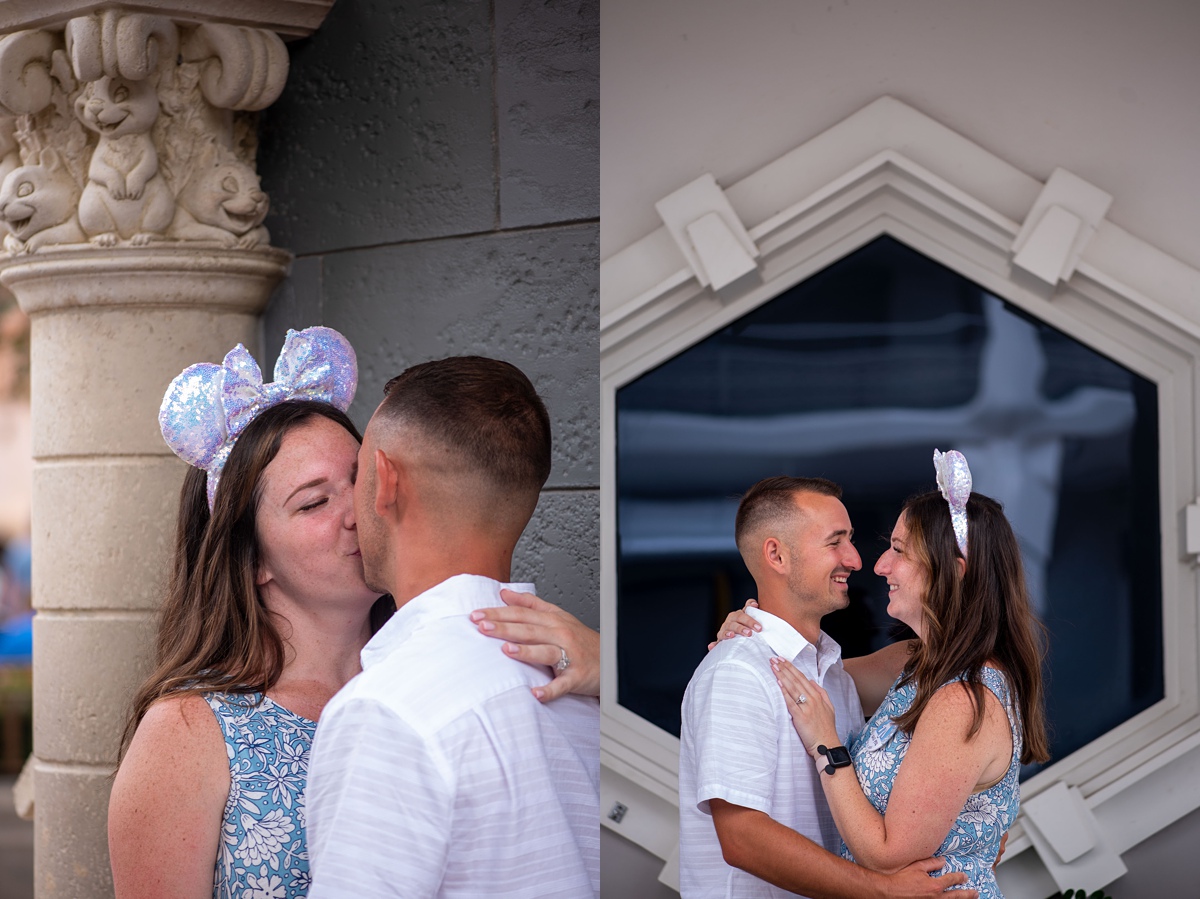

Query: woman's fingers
[
  {"left": 771, "top": 659, "right": 840, "bottom": 755},
  {"left": 474, "top": 618, "right": 561, "bottom": 645},
  {"left": 713, "top": 600, "right": 763, "bottom": 643},
  {"left": 498, "top": 587, "right": 552, "bottom": 612},
  {"left": 500, "top": 641, "right": 587, "bottom": 702},
  {"left": 471, "top": 590, "right": 601, "bottom": 701}
]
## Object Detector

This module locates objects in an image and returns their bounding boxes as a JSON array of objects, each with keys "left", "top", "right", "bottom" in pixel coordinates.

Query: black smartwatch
[{"left": 816, "top": 744, "right": 852, "bottom": 775}]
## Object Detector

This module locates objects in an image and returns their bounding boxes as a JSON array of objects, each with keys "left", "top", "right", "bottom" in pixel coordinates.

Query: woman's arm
[
  {"left": 773, "top": 660, "right": 1009, "bottom": 873},
  {"left": 470, "top": 588, "right": 600, "bottom": 701},
  {"left": 108, "top": 694, "right": 230, "bottom": 898},
  {"left": 842, "top": 641, "right": 914, "bottom": 716}
]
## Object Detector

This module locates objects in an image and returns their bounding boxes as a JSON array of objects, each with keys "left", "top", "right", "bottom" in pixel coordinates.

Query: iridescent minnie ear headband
[
  {"left": 159, "top": 326, "right": 358, "bottom": 509},
  {"left": 933, "top": 448, "right": 972, "bottom": 557}
]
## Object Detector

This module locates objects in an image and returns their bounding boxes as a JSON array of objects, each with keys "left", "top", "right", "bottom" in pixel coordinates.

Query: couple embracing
[
  {"left": 110, "top": 328, "right": 600, "bottom": 898},
  {"left": 681, "top": 461, "right": 1049, "bottom": 898}
]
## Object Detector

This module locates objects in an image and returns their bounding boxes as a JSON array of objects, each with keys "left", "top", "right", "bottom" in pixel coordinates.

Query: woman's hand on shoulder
[
  {"left": 769, "top": 657, "right": 839, "bottom": 755},
  {"left": 708, "top": 598, "right": 762, "bottom": 650},
  {"left": 470, "top": 589, "right": 599, "bottom": 702},
  {"left": 109, "top": 693, "right": 229, "bottom": 899}
]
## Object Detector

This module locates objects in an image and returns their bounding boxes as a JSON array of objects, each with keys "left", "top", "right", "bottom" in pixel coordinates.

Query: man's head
[
  {"left": 734, "top": 476, "right": 860, "bottom": 630},
  {"left": 355, "top": 356, "right": 551, "bottom": 595}
]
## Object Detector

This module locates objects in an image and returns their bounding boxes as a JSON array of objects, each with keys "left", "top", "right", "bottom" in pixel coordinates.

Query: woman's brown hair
[
  {"left": 894, "top": 490, "right": 1050, "bottom": 765},
  {"left": 119, "top": 400, "right": 391, "bottom": 759}
]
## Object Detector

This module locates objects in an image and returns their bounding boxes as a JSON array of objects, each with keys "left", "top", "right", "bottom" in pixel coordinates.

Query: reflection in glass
[{"left": 616, "top": 237, "right": 1162, "bottom": 774}]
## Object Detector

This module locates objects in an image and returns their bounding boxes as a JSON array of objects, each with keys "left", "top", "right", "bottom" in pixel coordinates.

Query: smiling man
[{"left": 678, "top": 476, "right": 973, "bottom": 899}]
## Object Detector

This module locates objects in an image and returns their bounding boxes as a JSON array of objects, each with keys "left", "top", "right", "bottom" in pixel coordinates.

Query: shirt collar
[
  {"left": 746, "top": 607, "right": 844, "bottom": 678},
  {"left": 361, "top": 573, "right": 536, "bottom": 670}
]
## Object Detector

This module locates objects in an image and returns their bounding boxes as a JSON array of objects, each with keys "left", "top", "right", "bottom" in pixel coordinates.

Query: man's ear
[
  {"left": 762, "top": 536, "right": 787, "bottom": 575},
  {"left": 373, "top": 447, "right": 400, "bottom": 517}
]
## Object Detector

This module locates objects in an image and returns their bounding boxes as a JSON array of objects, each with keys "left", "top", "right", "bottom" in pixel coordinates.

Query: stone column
[{"left": 0, "top": 4, "right": 334, "bottom": 896}]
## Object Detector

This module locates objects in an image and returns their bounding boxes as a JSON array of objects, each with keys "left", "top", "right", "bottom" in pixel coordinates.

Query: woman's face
[
  {"left": 874, "top": 511, "right": 929, "bottom": 639},
  {"left": 254, "top": 415, "right": 382, "bottom": 612}
]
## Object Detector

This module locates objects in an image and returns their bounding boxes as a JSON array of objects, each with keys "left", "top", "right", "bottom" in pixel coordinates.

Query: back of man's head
[
  {"left": 734, "top": 476, "right": 842, "bottom": 571},
  {"left": 374, "top": 356, "right": 552, "bottom": 530}
]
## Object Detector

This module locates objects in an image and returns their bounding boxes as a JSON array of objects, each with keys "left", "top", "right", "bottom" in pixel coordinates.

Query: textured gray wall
[{"left": 259, "top": 0, "right": 599, "bottom": 628}]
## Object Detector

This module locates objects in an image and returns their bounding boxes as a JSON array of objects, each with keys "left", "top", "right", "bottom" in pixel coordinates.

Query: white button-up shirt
[
  {"left": 679, "top": 607, "right": 864, "bottom": 899},
  {"left": 306, "top": 574, "right": 600, "bottom": 898}
]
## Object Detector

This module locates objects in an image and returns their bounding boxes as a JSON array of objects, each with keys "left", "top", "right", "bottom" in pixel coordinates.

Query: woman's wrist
[
  {"left": 813, "top": 742, "right": 853, "bottom": 776},
  {"left": 808, "top": 731, "right": 839, "bottom": 760}
]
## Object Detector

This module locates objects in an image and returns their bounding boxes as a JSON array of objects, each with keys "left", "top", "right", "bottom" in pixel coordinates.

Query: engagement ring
[
  {"left": 794, "top": 694, "right": 807, "bottom": 706},
  {"left": 555, "top": 647, "right": 571, "bottom": 673}
]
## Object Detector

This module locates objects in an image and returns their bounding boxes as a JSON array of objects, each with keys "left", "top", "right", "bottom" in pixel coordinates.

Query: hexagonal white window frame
[{"left": 600, "top": 97, "right": 1200, "bottom": 895}]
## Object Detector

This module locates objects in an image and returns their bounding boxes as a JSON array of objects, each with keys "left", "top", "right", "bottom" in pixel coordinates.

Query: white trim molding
[{"left": 600, "top": 96, "right": 1200, "bottom": 896}]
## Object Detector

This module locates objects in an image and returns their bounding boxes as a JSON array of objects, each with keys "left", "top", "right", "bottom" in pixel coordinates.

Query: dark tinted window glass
[{"left": 616, "top": 236, "right": 1162, "bottom": 774}]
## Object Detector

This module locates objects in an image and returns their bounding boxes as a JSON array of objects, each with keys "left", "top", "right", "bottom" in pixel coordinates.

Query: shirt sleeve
[
  {"left": 685, "top": 659, "right": 781, "bottom": 816},
  {"left": 306, "top": 697, "right": 452, "bottom": 898}
]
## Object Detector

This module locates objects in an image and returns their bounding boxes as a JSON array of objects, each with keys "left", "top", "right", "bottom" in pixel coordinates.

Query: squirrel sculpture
[
  {"left": 0, "top": 148, "right": 85, "bottom": 254},
  {"left": 75, "top": 75, "right": 174, "bottom": 246},
  {"left": 169, "top": 140, "right": 269, "bottom": 247}
]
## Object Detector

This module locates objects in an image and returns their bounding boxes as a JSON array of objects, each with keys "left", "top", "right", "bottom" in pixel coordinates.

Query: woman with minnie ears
[
  {"left": 107, "top": 327, "right": 599, "bottom": 898},
  {"left": 771, "top": 450, "right": 1049, "bottom": 897}
]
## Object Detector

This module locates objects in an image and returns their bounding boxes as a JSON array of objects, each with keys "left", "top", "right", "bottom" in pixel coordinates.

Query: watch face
[{"left": 826, "top": 745, "right": 852, "bottom": 766}]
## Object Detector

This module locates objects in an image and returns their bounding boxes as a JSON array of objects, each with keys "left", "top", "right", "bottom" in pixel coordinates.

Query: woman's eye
[{"left": 299, "top": 498, "right": 328, "bottom": 512}]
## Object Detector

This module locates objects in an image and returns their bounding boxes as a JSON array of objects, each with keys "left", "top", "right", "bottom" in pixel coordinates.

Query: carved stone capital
[
  {"left": 0, "top": 5, "right": 318, "bottom": 262},
  {"left": 0, "top": 245, "right": 289, "bottom": 315},
  {"left": 0, "top": 2, "right": 336, "bottom": 40}
]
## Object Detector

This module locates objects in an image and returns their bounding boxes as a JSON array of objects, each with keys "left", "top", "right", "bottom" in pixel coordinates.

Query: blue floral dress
[
  {"left": 842, "top": 667, "right": 1021, "bottom": 897},
  {"left": 205, "top": 692, "right": 315, "bottom": 899}
]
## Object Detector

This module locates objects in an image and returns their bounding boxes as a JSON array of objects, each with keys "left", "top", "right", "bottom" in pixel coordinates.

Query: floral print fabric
[
  {"left": 841, "top": 668, "right": 1021, "bottom": 897},
  {"left": 205, "top": 692, "right": 315, "bottom": 899}
]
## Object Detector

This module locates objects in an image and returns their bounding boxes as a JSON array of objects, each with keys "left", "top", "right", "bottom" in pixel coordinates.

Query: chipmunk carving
[
  {"left": 75, "top": 75, "right": 174, "bottom": 246},
  {"left": 0, "top": 148, "right": 85, "bottom": 254},
  {"left": 169, "top": 140, "right": 269, "bottom": 247}
]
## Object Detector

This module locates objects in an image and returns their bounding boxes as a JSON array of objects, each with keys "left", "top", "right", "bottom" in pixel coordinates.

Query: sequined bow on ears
[
  {"left": 159, "top": 326, "right": 358, "bottom": 509},
  {"left": 933, "top": 448, "right": 972, "bottom": 557}
]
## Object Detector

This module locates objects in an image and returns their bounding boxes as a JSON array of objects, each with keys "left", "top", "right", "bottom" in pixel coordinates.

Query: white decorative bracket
[
  {"left": 1022, "top": 782, "right": 1128, "bottom": 891},
  {"left": 1185, "top": 501, "right": 1200, "bottom": 557},
  {"left": 655, "top": 173, "right": 759, "bottom": 290},
  {"left": 658, "top": 843, "right": 680, "bottom": 891},
  {"left": 1011, "top": 167, "right": 1112, "bottom": 286}
]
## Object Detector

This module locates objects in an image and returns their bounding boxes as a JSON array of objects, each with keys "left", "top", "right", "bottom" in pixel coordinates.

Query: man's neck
[
  {"left": 755, "top": 588, "right": 823, "bottom": 646},
  {"left": 388, "top": 543, "right": 515, "bottom": 609}
]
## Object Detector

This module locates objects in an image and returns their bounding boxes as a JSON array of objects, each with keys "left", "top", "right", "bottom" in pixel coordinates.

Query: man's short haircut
[
  {"left": 378, "top": 356, "right": 552, "bottom": 494},
  {"left": 734, "top": 476, "right": 843, "bottom": 558}
]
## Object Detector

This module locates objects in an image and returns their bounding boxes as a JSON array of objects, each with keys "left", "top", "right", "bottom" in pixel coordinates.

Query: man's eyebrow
[
  {"left": 824, "top": 528, "right": 852, "bottom": 541},
  {"left": 285, "top": 478, "right": 327, "bottom": 504}
]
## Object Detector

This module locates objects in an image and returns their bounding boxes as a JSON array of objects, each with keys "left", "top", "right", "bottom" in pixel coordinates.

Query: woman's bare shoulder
[
  {"left": 121, "top": 693, "right": 227, "bottom": 778},
  {"left": 110, "top": 694, "right": 230, "bottom": 898}
]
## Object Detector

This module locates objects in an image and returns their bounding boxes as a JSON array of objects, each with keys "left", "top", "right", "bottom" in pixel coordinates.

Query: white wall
[{"left": 601, "top": 0, "right": 1200, "bottom": 272}]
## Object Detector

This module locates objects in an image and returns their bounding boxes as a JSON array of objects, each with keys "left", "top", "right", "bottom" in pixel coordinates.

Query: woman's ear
[
  {"left": 255, "top": 555, "right": 273, "bottom": 588},
  {"left": 955, "top": 555, "right": 966, "bottom": 579}
]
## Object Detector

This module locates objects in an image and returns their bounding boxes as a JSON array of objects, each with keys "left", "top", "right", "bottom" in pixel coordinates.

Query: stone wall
[{"left": 260, "top": 0, "right": 599, "bottom": 628}]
